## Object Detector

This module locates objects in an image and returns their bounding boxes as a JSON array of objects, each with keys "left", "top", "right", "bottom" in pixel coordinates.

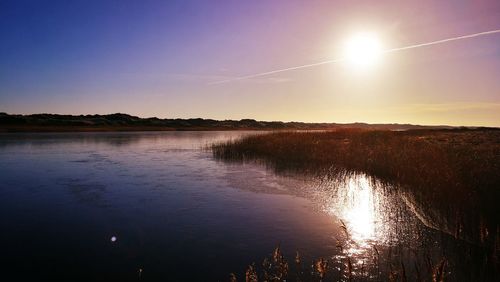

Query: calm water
[{"left": 0, "top": 132, "right": 487, "bottom": 281}]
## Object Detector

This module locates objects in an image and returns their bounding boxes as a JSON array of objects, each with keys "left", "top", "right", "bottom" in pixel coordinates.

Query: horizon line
[{"left": 2, "top": 112, "right": 499, "bottom": 128}]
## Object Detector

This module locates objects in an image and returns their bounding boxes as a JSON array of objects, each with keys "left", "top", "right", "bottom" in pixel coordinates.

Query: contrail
[
  {"left": 209, "top": 29, "right": 500, "bottom": 85},
  {"left": 384, "top": 29, "right": 500, "bottom": 53}
]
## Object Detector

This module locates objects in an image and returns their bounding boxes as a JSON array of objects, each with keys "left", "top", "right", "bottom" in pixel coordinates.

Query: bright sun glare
[{"left": 343, "top": 32, "right": 383, "bottom": 69}]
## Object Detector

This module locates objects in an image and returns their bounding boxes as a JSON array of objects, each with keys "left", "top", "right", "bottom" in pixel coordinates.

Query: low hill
[{"left": 0, "top": 112, "right": 459, "bottom": 132}]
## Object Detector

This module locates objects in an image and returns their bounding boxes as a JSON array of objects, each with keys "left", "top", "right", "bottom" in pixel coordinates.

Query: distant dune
[{"left": 0, "top": 112, "right": 463, "bottom": 132}]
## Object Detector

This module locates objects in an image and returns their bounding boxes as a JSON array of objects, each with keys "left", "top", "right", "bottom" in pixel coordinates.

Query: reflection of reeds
[
  {"left": 212, "top": 129, "right": 500, "bottom": 241},
  {"left": 215, "top": 129, "right": 499, "bottom": 280}
]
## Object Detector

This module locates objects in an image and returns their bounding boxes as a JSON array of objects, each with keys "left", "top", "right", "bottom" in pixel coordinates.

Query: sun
[{"left": 343, "top": 32, "right": 383, "bottom": 69}]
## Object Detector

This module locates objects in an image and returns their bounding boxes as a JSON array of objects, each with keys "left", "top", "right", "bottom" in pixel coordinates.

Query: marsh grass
[
  {"left": 212, "top": 129, "right": 499, "bottom": 230},
  {"left": 230, "top": 244, "right": 451, "bottom": 282},
  {"left": 213, "top": 129, "right": 500, "bottom": 280}
]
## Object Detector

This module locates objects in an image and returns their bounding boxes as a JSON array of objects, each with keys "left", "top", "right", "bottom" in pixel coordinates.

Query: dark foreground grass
[
  {"left": 229, "top": 246, "right": 449, "bottom": 282},
  {"left": 213, "top": 128, "right": 500, "bottom": 280}
]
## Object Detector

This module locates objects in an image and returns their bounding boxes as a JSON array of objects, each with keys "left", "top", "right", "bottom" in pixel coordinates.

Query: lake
[{"left": 0, "top": 132, "right": 489, "bottom": 281}]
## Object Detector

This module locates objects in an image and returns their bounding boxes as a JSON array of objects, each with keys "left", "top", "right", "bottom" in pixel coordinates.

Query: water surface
[
  {"left": 0, "top": 132, "right": 341, "bottom": 281},
  {"left": 0, "top": 132, "right": 487, "bottom": 281}
]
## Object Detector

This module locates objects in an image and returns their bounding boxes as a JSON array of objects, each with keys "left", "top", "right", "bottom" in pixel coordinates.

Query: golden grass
[
  {"left": 212, "top": 129, "right": 500, "bottom": 224},
  {"left": 213, "top": 129, "right": 500, "bottom": 280}
]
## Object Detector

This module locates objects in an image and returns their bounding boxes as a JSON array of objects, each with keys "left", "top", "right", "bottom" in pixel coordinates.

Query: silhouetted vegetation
[
  {"left": 229, "top": 246, "right": 452, "bottom": 282},
  {"left": 0, "top": 112, "right": 454, "bottom": 132},
  {"left": 213, "top": 129, "right": 500, "bottom": 280}
]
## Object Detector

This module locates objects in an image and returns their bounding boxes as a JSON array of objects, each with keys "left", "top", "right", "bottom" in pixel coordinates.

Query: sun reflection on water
[
  {"left": 342, "top": 175, "right": 376, "bottom": 243},
  {"left": 324, "top": 174, "right": 387, "bottom": 257}
]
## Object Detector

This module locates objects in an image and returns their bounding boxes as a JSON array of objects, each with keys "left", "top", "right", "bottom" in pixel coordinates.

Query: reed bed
[
  {"left": 212, "top": 129, "right": 500, "bottom": 224},
  {"left": 212, "top": 128, "right": 500, "bottom": 280}
]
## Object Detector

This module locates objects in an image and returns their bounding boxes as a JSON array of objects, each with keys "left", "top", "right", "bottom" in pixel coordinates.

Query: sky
[{"left": 1, "top": 0, "right": 499, "bottom": 126}]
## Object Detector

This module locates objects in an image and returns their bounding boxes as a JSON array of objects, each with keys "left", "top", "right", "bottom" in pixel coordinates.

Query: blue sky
[{"left": 1, "top": 0, "right": 499, "bottom": 126}]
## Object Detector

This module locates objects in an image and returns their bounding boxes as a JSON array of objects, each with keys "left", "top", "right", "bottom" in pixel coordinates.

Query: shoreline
[
  {"left": 1, "top": 113, "right": 473, "bottom": 133},
  {"left": 1, "top": 125, "right": 498, "bottom": 133},
  {"left": 0, "top": 125, "right": 278, "bottom": 133}
]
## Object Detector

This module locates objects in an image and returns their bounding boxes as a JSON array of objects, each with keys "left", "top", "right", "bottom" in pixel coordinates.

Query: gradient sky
[{"left": 1, "top": 0, "right": 499, "bottom": 126}]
